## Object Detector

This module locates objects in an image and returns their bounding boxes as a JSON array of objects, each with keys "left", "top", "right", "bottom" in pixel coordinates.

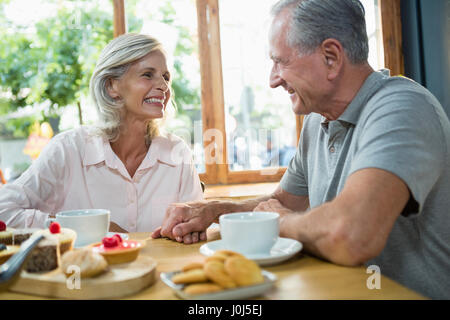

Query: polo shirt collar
[{"left": 337, "top": 69, "right": 390, "bottom": 125}]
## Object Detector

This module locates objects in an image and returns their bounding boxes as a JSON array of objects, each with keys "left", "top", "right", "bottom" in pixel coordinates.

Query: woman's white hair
[{"left": 90, "top": 33, "right": 170, "bottom": 143}]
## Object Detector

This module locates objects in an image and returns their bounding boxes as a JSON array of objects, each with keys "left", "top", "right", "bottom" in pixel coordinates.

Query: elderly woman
[{"left": 0, "top": 33, "right": 203, "bottom": 233}]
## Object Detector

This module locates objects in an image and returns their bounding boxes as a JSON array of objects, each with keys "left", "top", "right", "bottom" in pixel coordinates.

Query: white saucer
[
  {"left": 199, "top": 237, "right": 303, "bottom": 266},
  {"left": 161, "top": 270, "right": 277, "bottom": 300}
]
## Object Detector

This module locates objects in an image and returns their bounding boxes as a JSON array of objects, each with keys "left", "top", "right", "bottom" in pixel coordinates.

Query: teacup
[
  {"left": 219, "top": 211, "right": 279, "bottom": 256},
  {"left": 48, "top": 209, "right": 110, "bottom": 247}
]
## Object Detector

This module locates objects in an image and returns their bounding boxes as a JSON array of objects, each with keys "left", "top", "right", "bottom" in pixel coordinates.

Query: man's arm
[
  {"left": 277, "top": 168, "right": 410, "bottom": 266},
  {"left": 152, "top": 185, "right": 309, "bottom": 243}
]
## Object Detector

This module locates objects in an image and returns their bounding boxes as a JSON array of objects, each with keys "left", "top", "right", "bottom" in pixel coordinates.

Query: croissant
[{"left": 61, "top": 248, "right": 108, "bottom": 278}]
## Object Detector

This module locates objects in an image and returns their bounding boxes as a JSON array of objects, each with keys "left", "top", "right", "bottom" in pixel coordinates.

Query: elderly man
[{"left": 153, "top": 0, "right": 450, "bottom": 299}]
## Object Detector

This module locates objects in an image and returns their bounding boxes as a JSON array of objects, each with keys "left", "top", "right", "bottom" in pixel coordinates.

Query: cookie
[
  {"left": 205, "top": 254, "right": 227, "bottom": 263},
  {"left": 184, "top": 283, "right": 223, "bottom": 295},
  {"left": 214, "top": 249, "right": 245, "bottom": 258},
  {"left": 181, "top": 262, "right": 204, "bottom": 272},
  {"left": 204, "top": 260, "right": 237, "bottom": 289},
  {"left": 224, "top": 256, "right": 264, "bottom": 286},
  {"left": 172, "top": 268, "right": 208, "bottom": 284},
  {"left": 206, "top": 249, "right": 244, "bottom": 263}
]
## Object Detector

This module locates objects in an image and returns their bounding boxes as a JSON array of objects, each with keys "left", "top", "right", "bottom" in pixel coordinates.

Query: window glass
[
  {"left": 219, "top": 0, "right": 297, "bottom": 171},
  {"left": 126, "top": 0, "right": 204, "bottom": 173},
  {"left": 362, "top": 0, "right": 385, "bottom": 70},
  {"left": 219, "top": 0, "right": 385, "bottom": 172},
  {"left": 0, "top": 0, "right": 113, "bottom": 181}
]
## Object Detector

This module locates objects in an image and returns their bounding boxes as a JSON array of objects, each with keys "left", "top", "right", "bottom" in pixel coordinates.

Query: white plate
[
  {"left": 199, "top": 237, "right": 302, "bottom": 266},
  {"left": 160, "top": 270, "right": 277, "bottom": 300},
  {"left": 74, "top": 232, "right": 129, "bottom": 248}
]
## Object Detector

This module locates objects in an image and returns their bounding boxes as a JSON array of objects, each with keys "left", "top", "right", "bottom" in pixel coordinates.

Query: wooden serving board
[{"left": 8, "top": 255, "right": 157, "bottom": 299}]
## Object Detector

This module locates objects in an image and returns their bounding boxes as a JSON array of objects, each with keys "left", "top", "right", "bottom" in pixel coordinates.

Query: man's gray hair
[
  {"left": 90, "top": 33, "right": 168, "bottom": 142},
  {"left": 271, "top": 0, "right": 369, "bottom": 64}
]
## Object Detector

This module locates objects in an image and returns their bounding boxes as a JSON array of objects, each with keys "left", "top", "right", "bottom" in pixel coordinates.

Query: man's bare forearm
[{"left": 205, "top": 194, "right": 275, "bottom": 223}]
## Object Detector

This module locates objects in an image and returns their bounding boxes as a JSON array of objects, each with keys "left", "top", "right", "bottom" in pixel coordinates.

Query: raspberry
[
  {"left": 0, "top": 221, "right": 6, "bottom": 232},
  {"left": 102, "top": 236, "right": 119, "bottom": 248},
  {"left": 49, "top": 222, "right": 61, "bottom": 234},
  {"left": 113, "top": 234, "right": 123, "bottom": 243}
]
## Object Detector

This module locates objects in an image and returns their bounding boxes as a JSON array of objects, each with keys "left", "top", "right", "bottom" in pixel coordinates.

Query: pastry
[
  {"left": 43, "top": 222, "right": 77, "bottom": 256},
  {"left": 0, "top": 221, "right": 14, "bottom": 245},
  {"left": 172, "top": 268, "right": 208, "bottom": 284},
  {"left": 91, "top": 234, "right": 144, "bottom": 265},
  {"left": 0, "top": 244, "right": 20, "bottom": 265},
  {"left": 61, "top": 248, "right": 108, "bottom": 278},
  {"left": 183, "top": 283, "right": 223, "bottom": 295},
  {"left": 24, "top": 233, "right": 60, "bottom": 273},
  {"left": 203, "top": 259, "right": 237, "bottom": 289},
  {"left": 224, "top": 256, "right": 264, "bottom": 286},
  {"left": 13, "top": 228, "right": 41, "bottom": 245}
]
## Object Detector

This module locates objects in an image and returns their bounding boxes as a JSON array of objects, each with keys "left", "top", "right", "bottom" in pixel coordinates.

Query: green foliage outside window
[{"left": 0, "top": 0, "right": 201, "bottom": 143}]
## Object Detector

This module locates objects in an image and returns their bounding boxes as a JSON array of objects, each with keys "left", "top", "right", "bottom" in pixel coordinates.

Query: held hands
[{"left": 151, "top": 201, "right": 217, "bottom": 244}]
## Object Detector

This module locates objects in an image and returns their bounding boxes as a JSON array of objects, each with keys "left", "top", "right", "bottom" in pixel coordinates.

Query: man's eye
[
  {"left": 143, "top": 72, "right": 153, "bottom": 78},
  {"left": 163, "top": 75, "right": 170, "bottom": 82}
]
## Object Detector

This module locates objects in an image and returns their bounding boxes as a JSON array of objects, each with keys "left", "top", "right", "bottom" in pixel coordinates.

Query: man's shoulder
[
  {"left": 362, "top": 75, "right": 446, "bottom": 123},
  {"left": 370, "top": 75, "right": 439, "bottom": 108}
]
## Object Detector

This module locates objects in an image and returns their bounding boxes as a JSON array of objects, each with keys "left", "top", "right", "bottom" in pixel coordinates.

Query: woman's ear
[
  {"left": 321, "top": 38, "right": 343, "bottom": 81},
  {"left": 106, "top": 78, "right": 121, "bottom": 100}
]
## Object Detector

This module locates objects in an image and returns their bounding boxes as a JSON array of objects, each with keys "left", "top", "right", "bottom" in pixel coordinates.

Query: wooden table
[{"left": 0, "top": 231, "right": 425, "bottom": 300}]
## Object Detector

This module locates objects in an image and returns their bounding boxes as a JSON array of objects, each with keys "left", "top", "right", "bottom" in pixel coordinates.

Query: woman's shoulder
[
  {"left": 152, "top": 133, "right": 194, "bottom": 166},
  {"left": 155, "top": 132, "right": 191, "bottom": 150},
  {"left": 47, "top": 126, "right": 104, "bottom": 153}
]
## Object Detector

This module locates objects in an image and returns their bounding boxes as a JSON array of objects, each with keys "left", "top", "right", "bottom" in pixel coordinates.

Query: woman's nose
[{"left": 157, "top": 76, "right": 169, "bottom": 92}]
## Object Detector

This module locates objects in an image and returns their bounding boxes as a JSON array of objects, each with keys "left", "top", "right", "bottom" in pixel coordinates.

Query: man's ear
[
  {"left": 106, "top": 78, "right": 121, "bottom": 100},
  {"left": 320, "top": 38, "right": 344, "bottom": 81}
]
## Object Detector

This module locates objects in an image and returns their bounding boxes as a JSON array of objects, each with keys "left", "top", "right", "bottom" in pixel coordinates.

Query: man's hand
[
  {"left": 253, "top": 198, "right": 294, "bottom": 218},
  {"left": 151, "top": 201, "right": 218, "bottom": 244}
]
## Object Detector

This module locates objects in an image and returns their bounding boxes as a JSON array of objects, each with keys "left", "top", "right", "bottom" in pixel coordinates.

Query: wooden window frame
[{"left": 113, "top": 0, "right": 404, "bottom": 185}]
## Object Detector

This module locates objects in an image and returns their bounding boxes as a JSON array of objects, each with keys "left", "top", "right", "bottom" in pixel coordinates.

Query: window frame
[{"left": 113, "top": 0, "right": 404, "bottom": 185}]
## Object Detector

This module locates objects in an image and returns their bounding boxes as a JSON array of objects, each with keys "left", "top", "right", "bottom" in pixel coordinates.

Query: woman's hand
[{"left": 109, "top": 221, "right": 129, "bottom": 233}]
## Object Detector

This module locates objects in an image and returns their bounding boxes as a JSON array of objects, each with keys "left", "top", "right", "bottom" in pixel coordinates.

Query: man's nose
[{"left": 269, "top": 65, "right": 283, "bottom": 89}]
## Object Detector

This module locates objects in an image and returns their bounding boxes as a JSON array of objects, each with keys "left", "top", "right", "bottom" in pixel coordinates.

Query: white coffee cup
[
  {"left": 48, "top": 209, "right": 110, "bottom": 247},
  {"left": 219, "top": 211, "right": 279, "bottom": 256}
]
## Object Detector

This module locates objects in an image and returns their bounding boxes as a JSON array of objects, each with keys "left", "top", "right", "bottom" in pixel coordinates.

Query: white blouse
[{"left": 0, "top": 126, "right": 203, "bottom": 232}]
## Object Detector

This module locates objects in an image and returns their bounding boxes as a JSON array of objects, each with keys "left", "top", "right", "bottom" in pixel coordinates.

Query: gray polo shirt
[{"left": 280, "top": 69, "right": 450, "bottom": 299}]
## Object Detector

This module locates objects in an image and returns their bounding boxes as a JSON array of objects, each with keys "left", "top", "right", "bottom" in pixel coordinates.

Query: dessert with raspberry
[
  {"left": 24, "top": 233, "right": 60, "bottom": 273},
  {"left": 42, "top": 222, "right": 77, "bottom": 255},
  {"left": 91, "top": 234, "right": 145, "bottom": 264},
  {"left": 12, "top": 228, "right": 41, "bottom": 245},
  {"left": 0, "top": 220, "right": 14, "bottom": 245}
]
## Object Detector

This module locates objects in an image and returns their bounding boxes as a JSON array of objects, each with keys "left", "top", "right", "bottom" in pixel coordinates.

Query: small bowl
[{"left": 90, "top": 240, "right": 145, "bottom": 265}]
